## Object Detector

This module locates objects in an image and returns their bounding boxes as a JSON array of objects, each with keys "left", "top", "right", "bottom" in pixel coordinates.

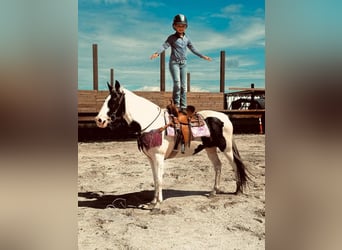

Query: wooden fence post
[
  {"left": 160, "top": 51, "right": 165, "bottom": 91},
  {"left": 187, "top": 72, "right": 190, "bottom": 92},
  {"left": 110, "top": 68, "right": 114, "bottom": 86},
  {"left": 251, "top": 83, "right": 255, "bottom": 102},
  {"left": 220, "top": 50, "right": 225, "bottom": 93},
  {"left": 92, "top": 44, "right": 98, "bottom": 90}
]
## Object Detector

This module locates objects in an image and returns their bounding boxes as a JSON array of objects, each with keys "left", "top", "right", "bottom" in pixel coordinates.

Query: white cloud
[
  {"left": 135, "top": 86, "right": 161, "bottom": 91},
  {"left": 188, "top": 86, "right": 210, "bottom": 92},
  {"left": 227, "top": 69, "right": 265, "bottom": 81},
  {"left": 227, "top": 17, "right": 265, "bottom": 46},
  {"left": 222, "top": 4, "right": 243, "bottom": 14}
]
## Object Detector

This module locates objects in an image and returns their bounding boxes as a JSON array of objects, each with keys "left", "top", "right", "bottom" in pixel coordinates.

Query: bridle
[{"left": 107, "top": 91, "right": 126, "bottom": 126}]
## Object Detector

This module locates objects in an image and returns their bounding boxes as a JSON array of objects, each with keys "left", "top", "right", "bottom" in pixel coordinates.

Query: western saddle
[{"left": 164, "top": 101, "right": 206, "bottom": 153}]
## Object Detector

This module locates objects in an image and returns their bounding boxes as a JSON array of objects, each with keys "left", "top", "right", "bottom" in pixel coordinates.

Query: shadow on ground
[{"left": 78, "top": 189, "right": 211, "bottom": 209}]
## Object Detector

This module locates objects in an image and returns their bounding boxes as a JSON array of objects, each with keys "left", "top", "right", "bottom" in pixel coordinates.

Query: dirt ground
[{"left": 78, "top": 134, "right": 265, "bottom": 250}]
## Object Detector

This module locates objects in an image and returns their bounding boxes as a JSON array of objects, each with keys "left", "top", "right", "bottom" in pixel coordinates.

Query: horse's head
[{"left": 95, "top": 80, "right": 126, "bottom": 129}]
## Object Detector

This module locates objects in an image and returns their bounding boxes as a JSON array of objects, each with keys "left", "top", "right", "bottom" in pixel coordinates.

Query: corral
[
  {"left": 78, "top": 45, "right": 265, "bottom": 249},
  {"left": 78, "top": 45, "right": 265, "bottom": 140},
  {"left": 78, "top": 89, "right": 265, "bottom": 140}
]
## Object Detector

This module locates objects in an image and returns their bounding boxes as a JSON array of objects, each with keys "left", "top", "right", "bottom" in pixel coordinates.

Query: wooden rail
[
  {"left": 78, "top": 90, "right": 225, "bottom": 126},
  {"left": 78, "top": 90, "right": 265, "bottom": 134}
]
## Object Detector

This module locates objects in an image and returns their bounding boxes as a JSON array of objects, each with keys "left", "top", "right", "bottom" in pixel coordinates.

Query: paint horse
[{"left": 95, "top": 80, "right": 249, "bottom": 209}]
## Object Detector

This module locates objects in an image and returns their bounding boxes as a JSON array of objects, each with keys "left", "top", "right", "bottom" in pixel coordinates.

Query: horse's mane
[
  {"left": 121, "top": 88, "right": 161, "bottom": 125},
  {"left": 123, "top": 88, "right": 158, "bottom": 107}
]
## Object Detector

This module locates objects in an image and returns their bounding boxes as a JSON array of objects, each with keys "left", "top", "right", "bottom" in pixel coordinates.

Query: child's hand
[
  {"left": 203, "top": 56, "right": 212, "bottom": 61},
  {"left": 150, "top": 53, "right": 159, "bottom": 59}
]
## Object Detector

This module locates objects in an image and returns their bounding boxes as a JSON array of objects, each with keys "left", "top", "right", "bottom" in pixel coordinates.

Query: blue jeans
[{"left": 169, "top": 60, "right": 187, "bottom": 109}]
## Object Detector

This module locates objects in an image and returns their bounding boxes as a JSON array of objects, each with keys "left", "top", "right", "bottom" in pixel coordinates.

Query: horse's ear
[
  {"left": 107, "top": 81, "right": 113, "bottom": 92},
  {"left": 115, "top": 80, "right": 121, "bottom": 92}
]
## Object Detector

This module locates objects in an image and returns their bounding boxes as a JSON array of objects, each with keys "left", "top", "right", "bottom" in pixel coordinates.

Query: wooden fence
[{"left": 78, "top": 90, "right": 225, "bottom": 126}]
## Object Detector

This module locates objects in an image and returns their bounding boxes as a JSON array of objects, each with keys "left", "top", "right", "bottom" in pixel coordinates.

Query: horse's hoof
[
  {"left": 234, "top": 189, "right": 243, "bottom": 195},
  {"left": 207, "top": 189, "right": 232, "bottom": 198},
  {"left": 215, "top": 189, "right": 226, "bottom": 194},
  {"left": 138, "top": 202, "right": 160, "bottom": 210},
  {"left": 138, "top": 203, "right": 154, "bottom": 210},
  {"left": 206, "top": 191, "right": 217, "bottom": 198}
]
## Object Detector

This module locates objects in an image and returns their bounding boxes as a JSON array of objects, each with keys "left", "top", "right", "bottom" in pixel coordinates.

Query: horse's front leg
[
  {"left": 151, "top": 155, "right": 164, "bottom": 204},
  {"left": 141, "top": 152, "right": 164, "bottom": 210},
  {"left": 152, "top": 154, "right": 164, "bottom": 205}
]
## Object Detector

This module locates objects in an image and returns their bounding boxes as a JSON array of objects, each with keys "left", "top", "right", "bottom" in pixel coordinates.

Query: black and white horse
[{"left": 95, "top": 81, "right": 249, "bottom": 209}]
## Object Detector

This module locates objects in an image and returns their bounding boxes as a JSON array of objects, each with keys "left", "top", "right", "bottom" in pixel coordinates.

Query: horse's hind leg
[
  {"left": 222, "top": 150, "right": 241, "bottom": 194},
  {"left": 205, "top": 147, "right": 224, "bottom": 195},
  {"left": 222, "top": 143, "right": 248, "bottom": 195}
]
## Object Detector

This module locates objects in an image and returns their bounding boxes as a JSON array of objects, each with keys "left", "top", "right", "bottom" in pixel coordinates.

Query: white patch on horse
[{"left": 95, "top": 95, "right": 111, "bottom": 128}]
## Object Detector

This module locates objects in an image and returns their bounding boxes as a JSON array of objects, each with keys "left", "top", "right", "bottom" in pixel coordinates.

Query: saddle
[{"left": 165, "top": 101, "right": 209, "bottom": 153}]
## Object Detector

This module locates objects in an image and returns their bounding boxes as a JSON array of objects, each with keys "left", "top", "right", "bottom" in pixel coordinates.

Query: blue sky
[{"left": 78, "top": 0, "right": 264, "bottom": 92}]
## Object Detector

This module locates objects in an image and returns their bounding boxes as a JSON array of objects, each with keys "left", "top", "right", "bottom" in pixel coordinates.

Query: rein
[{"left": 140, "top": 107, "right": 162, "bottom": 133}]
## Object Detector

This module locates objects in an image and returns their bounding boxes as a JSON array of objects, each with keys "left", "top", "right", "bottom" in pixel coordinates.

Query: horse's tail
[{"left": 232, "top": 140, "right": 250, "bottom": 193}]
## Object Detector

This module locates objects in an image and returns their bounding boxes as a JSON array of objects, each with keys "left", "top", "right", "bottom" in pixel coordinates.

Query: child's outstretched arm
[
  {"left": 151, "top": 36, "right": 172, "bottom": 60},
  {"left": 202, "top": 55, "right": 212, "bottom": 61},
  {"left": 150, "top": 53, "right": 159, "bottom": 60}
]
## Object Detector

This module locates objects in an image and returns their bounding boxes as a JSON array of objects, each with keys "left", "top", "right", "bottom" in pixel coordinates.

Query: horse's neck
[{"left": 123, "top": 89, "right": 164, "bottom": 131}]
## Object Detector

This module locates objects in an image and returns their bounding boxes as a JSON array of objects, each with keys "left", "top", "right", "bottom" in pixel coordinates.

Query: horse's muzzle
[{"left": 94, "top": 116, "right": 110, "bottom": 128}]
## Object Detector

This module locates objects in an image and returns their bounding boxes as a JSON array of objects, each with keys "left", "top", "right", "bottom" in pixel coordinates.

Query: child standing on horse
[{"left": 150, "top": 14, "right": 212, "bottom": 112}]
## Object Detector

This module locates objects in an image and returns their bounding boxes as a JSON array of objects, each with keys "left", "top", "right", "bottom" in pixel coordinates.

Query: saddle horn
[{"left": 166, "top": 99, "right": 179, "bottom": 117}]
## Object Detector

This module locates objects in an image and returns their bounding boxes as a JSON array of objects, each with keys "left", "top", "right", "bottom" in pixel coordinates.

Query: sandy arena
[{"left": 78, "top": 134, "right": 265, "bottom": 249}]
